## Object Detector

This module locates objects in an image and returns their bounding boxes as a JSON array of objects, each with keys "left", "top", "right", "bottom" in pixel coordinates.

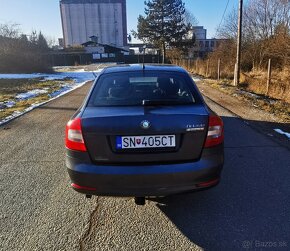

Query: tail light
[
  {"left": 65, "top": 117, "right": 87, "bottom": 152},
  {"left": 204, "top": 115, "right": 224, "bottom": 148}
]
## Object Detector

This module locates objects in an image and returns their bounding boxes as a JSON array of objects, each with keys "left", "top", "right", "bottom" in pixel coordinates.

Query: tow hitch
[{"left": 134, "top": 197, "right": 145, "bottom": 205}]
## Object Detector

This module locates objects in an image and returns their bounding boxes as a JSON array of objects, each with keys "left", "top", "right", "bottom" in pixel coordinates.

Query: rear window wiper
[{"left": 142, "top": 100, "right": 193, "bottom": 106}]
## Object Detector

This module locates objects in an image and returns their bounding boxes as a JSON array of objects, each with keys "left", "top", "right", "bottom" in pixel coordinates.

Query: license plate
[{"left": 116, "top": 135, "right": 176, "bottom": 149}]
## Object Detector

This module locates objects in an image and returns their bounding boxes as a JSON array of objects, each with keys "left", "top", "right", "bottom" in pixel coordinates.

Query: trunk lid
[{"left": 81, "top": 105, "right": 209, "bottom": 164}]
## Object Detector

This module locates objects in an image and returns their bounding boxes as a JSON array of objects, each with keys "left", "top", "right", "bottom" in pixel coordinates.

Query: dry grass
[
  {"left": 241, "top": 68, "right": 290, "bottom": 103},
  {"left": 0, "top": 79, "right": 64, "bottom": 97},
  {"left": 177, "top": 61, "right": 290, "bottom": 122},
  {"left": 0, "top": 95, "right": 50, "bottom": 120},
  {"left": 185, "top": 62, "right": 290, "bottom": 104},
  {"left": 0, "top": 78, "right": 74, "bottom": 120},
  {"left": 201, "top": 78, "right": 290, "bottom": 123}
]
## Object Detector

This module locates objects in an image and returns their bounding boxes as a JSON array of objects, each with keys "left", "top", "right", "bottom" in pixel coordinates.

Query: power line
[{"left": 217, "top": 0, "right": 230, "bottom": 31}]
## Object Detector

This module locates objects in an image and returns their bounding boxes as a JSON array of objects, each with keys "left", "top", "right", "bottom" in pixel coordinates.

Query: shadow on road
[{"left": 151, "top": 117, "right": 290, "bottom": 250}]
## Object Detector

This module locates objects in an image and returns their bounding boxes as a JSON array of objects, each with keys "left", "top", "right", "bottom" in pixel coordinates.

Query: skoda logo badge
[{"left": 141, "top": 120, "right": 150, "bottom": 129}]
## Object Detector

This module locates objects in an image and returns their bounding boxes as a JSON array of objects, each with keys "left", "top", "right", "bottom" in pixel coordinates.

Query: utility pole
[
  {"left": 234, "top": 0, "right": 243, "bottom": 86},
  {"left": 217, "top": 59, "right": 221, "bottom": 81},
  {"left": 266, "top": 58, "right": 272, "bottom": 96}
]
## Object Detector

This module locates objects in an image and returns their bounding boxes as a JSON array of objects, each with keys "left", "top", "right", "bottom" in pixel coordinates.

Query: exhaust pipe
[{"left": 134, "top": 197, "right": 145, "bottom": 205}]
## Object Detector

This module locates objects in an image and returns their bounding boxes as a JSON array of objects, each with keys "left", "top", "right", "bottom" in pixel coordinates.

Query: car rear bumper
[{"left": 66, "top": 145, "right": 224, "bottom": 196}]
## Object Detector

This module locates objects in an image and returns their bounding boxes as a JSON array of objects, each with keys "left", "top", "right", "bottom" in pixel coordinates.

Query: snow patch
[
  {"left": 0, "top": 80, "right": 90, "bottom": 126},
  {"left": 0, "top": 69, "right": 98, "bottom": 126},
  {"left": 239, "top": 90, "right": 260, "bottom": 99},
  {"left": 49, "top": 86, "right": 72, "bottom": 98},
  {"left": 0, "top": 71, "right": 95, "bottom": 83},
  {"left": 0, "top": 73, "right": 44, "bottom": 79},
  {"left": 16, "top": 89, "right": 48, "bottom": 100},
  {"left": 0, "top": 101, "right": 16, "bottom": 109},
  {"left": 274, "top": 129, "right": 290, "bottom": 139},
  {"left": 192, "top": 76, "right": 203, "bottom": 82}
]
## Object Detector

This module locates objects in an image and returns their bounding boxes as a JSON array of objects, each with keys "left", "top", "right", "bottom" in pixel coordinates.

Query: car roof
[{"left": 101, "top": 64, "right": 188, "bottom": 74}]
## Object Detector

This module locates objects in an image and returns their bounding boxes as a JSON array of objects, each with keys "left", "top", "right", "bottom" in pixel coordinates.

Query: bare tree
[
  {"left": 216, "top": 0, "right": 290, "bottom": 69},
  {"left": 184, "top": 9, "right": 198, "bottom": 28},
  {"left": 218, "top": 0, "right": 290, "bottom": 40},
  {"left": 216, "top": 7, "right": 238, "bottom": 39},
  {"left": 0, "top": 23, "right": 20, "bottom": 38},
  {"left": 0, "top": 23, "right": 51, "bottom": 73}
]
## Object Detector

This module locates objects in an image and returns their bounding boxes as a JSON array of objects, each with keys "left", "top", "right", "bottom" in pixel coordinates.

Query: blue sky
[{"left": 0, "top": 0, "right": 238, "bottom": 41}]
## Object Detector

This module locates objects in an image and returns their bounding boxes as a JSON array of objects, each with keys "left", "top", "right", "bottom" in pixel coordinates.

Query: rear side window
[{"left": 88, "top": 71, "right": 199, "bottom": 107}]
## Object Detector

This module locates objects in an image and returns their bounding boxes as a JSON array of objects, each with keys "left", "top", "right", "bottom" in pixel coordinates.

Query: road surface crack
[{"left": 79, "top": 197, "right": 100, "bottom": 251}]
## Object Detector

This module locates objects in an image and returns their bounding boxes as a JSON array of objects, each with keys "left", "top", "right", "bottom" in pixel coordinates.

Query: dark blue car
[{"left": 65, "top": 64, "right": 224, "bottom": 204}]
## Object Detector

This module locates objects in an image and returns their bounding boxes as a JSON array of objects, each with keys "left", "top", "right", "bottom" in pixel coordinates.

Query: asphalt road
[{"left": 1, "top": 82, "right": 289, "bottom": 251}]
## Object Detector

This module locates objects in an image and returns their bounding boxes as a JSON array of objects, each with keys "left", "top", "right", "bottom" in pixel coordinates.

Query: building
[
  {"left": 189, "top": 26, "right": 224, "bottom": 58},
  {"left": 60, "top": 0, "right": 127, "bottom": 48},
  {"left": 191, "top": 26, "right": 207, "bottom": 40},
  {"left": 82, "top": 36, "right": 129, "bottom": 60}
]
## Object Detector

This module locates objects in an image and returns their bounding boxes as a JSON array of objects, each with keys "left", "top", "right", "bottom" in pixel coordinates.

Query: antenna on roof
[{"left": 142, "top": 45, "right": 146, "bottom": 70}]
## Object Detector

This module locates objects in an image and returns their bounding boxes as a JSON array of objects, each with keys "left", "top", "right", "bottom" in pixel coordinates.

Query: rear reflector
[
  {"left": 196, "top": 178, "right": 219, "bottom": 188},
  {"left": 71, "top": 183, "right": 96, "bottom": 191},
  {"left": 65, "top": 117, "right": 87, "bottom": 152},
  {"left": 204, "top": 115, "right": 224, "bottom": 148}
]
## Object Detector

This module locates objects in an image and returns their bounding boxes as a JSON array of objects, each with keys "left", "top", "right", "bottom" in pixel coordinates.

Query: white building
[
  {"left": 60, "top": 0, "right": 127, "bottom": 48},
  {"left": 188, "top": 26, "right": 224, "bottom": 58}
]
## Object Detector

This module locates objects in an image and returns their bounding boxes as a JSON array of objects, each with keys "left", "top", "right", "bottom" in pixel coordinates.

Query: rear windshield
[{"left": 87, "top": 71, "right": 199, "bottom": 107}]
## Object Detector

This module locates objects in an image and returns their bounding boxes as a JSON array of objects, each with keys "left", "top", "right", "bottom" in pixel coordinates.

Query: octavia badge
[{"left": 141, "top": 120, "right": 150, "bottom": 129}]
